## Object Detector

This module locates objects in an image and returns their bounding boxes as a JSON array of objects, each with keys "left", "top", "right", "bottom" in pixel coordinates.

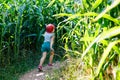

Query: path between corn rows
[{"left": 19, "top": 61, "right": 62, "bottom": 80}]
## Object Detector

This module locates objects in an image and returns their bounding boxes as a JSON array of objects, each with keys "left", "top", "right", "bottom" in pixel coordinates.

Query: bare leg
[
  {"left": 49, "top": 51, "right": 54, "bottom": 64},
  {"left": 39, "top": 52, "right": 47, "bottom": 66}
]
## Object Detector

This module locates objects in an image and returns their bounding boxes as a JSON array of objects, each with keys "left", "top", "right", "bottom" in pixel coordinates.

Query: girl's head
[{"left": 46, "top": 24, "right": 55, "bottom": 33}]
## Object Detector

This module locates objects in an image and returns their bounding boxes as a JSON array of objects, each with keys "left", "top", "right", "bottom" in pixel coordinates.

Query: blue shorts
[{"left": 41, "top": 42, "right": 50, "bottom": 53}]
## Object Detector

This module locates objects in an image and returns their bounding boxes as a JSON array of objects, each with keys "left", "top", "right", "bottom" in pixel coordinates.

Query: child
[{"left": 38, "top": 24, "right": 55, "bottom": 71}]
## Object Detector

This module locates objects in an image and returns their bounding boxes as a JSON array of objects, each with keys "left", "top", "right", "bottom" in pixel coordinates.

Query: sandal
[
  {"left": 48, "top": 64, "right": 53, "bottom": 66},
  {"left": 38, "top": 66, "right": 42, "bottom": 72}
]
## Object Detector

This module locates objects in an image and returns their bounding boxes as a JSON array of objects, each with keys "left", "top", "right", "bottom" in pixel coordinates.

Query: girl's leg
[
  {"left": 39, "top": 52, "right": 47, "bottom": 66},
  {"left": 49, "top": 51, "right": 54, "bottom": 65}
]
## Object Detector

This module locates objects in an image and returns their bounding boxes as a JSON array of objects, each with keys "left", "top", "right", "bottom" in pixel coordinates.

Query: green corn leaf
[
  {"left": 25, "top": 34, "right": 37, "bottom": 37},
  {"left": 101, "top": 40, "right": 120, "bottom": 54},
  {"left": 53, "top": 13, "right": 72, "bottom": 18},
  {"left": 96, "top": 40, "right": 120, "bottom": 77},
  {"left": 102, "top": 14, "right": 119, "bottom": 24},
  {"left": 93, "top": 0, "right": 120, "bottom": 22},
  {"left": 81, "top": 26, "right": 120, "bottom": 59},
  {"left": 98, "top": 27, "right": 120, "bottom": 41},
  {"left": 80, "top": 37, "right": 95, "bottom": 42},
  {"left": 18, "top": 4, "right": 26, "bottom": 16},
  {"left": 82, "top": 0, "right": 89, "bottom": 9},
  {"left": 2, "top": 23, "right": 15, "bottom": 37},
  {"left": 46, "top": 0, "right": 55, "bottom": 8},
  {"left": 54, "top": 12, "right": 119, "bottom": 25},
  {"left": 113, "top": 46, "right": 120, "bottom": 54},
  {"left": 77, "top": 12, "right": 119, "bottom": 24},
  {"left": 3, "top": 3, "right": 10, "bottom": 9},
  {"left": 92, "top": 0, "right": 103, "bottom": 10},
  {"left": 37, "top": 28, "right": 45, "bottom": 42},
  {"left": 58, "top": 0, "right": 64, "bottom": 3}
]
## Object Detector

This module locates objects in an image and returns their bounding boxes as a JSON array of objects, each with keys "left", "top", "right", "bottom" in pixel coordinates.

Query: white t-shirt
[{"left": 43, "top": 32, "right": 54, "bottom": 42}]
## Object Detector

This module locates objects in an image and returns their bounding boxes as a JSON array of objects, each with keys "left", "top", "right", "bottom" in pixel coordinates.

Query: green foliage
[
  {"left": 82, "top": 26, "right": 120, "bottom": 59},
  {"left": 0, "top": 0, "right": 120, "bottom": 80},
  {"left": 93, "top": 0, "right": 120, "bottom": 24},
  {"left": 0, "top": 51, "right": 40, "bottom": 80},
  {"left": 0, "top": 0, "right": 61, "bottom": 79},
  {"left": 53, "top": 0, "right": 120, "bottom": 80},
  {"left": 92, "top": 0, "right": 103, "bottom": 10},
  {"left": 0, "top": 0, "right": 59, "bottom": 66}
]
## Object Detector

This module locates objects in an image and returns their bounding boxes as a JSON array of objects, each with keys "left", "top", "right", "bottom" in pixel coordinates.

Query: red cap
[{"left": 46, "top": 24, "right": 55, "bottom": 33}]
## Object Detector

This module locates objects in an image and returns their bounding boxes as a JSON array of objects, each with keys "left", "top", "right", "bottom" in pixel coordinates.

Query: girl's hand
[{"left": 50, "top": 35, "right": 55, "bottom": 52}]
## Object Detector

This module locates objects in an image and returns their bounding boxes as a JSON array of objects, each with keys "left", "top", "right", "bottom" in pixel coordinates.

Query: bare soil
[{"left": 19, "top": 61, "right": 62, "bottom": 80}]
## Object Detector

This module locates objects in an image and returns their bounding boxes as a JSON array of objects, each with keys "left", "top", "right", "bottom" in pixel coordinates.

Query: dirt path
[{"left": 19, "top": 61, "right": 62, "bottom": 80}]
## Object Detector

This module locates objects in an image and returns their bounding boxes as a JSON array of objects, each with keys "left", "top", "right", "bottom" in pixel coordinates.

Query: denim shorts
[{"left": 41, "top": 42, "right": 50, "bottom": 53}]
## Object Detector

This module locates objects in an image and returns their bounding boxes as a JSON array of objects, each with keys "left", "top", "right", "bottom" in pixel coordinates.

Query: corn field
[{"left": 0, "top": 0, "right": 120, "bottom": 80}]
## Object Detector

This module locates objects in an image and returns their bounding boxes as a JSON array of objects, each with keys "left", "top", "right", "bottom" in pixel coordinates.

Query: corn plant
[
  {"left": 0, "top": 0, "right": 120, "bottom": 80},
  {"left": 53, "top": 0, "right": 120, "bottom": 79},
  {"left": 0, "top": 0, "right": 59, "bottom": 67}
]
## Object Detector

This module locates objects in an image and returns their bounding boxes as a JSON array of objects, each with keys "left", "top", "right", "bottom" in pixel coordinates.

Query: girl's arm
[{"left": 50, "top": 36, "right": 55, "bottom": 51}]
